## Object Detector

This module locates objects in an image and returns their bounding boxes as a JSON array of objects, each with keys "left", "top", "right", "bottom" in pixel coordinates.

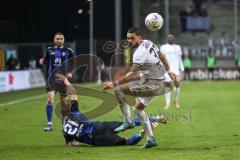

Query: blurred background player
[
  {"left": 160, "top": 34, "right": 184, "bottom": 110},
  {"left": 28, "top": 56, "right": 36, "bottom": 70},
  {"left": 39, "top": 32, "right": 74, "bottom": 131},
  {"left": 6, "top": 54, "right": 19, "bottom": 70},
  {"left": 206, "top": 52, "right": 216, "bottom": 80},
  {"left": 56, "top": 73, "right": 166, "bottom": 147},
  {"left": 236, "top": 55, "right": 240, "bottom": 77},
  {"left": 103, "top": 27, "right": 177, "bottom": 148},
  {"left": 183, "top": 54, "right": 192, "bottom": 81}
]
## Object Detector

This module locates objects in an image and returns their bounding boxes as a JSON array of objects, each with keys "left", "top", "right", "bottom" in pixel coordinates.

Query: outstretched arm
[
  {"left": 159, "top": 53, "right": 179, "bottom": 85},
  {"left": 103, "top": 64, "right": 141, "bottom": 92},
  {"left": 55, "top": 73, "right": 77, "bottom": 100},
  {"left": 159, "top": 53, "right": 170, "bottom": 71}
]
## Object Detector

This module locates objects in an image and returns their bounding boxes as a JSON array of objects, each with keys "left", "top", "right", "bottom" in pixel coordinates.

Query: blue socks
[
  {"left": 127, "top": 134, "right": 142, "bottom": 145},
  {"left": 46, "top": 104, "right": 53, "bottom": 122}
]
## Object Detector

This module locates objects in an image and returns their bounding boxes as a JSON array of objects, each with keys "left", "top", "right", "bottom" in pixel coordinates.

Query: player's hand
[
  {"left": 168, "top": 71, "right": 180, "bottom": 86},
  {"left": 103, "top": 82, "right": 114, "bottom": 93},
  {"left": 168, "top": 71, "right": 177, "bottom": 81},
  {"left": 65, "top": 73, "right": 73, "bottom": 79},
  {"left": 180, "top": 72, "right": 184, "bottom": 81},
  {"left": 68, "top": 140, "right": 80, "bottom": 147},
  {"left": 39, "top": 58, "right": 44, "bottom": 65}
]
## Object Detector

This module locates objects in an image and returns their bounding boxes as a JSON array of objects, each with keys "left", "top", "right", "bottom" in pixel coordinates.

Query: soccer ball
[{"left": 145, "top": 13, "right": 163, "bottom": 32}]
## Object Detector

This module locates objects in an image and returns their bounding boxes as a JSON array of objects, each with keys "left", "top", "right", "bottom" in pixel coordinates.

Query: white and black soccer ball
[{"left": 145, "top": 13, "right": 163, "bottom": 32}]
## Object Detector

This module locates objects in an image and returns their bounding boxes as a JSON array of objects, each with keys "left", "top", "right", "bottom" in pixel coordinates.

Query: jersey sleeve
[
  {"left": 179, "top": 55, "right": 184, "bottom": 71},
  {"left": 177, "top": 45, "right": 184, "bottom": 71},
  {"left": 68, "top": 48, "right": 74, "bottom": 58},
  {"left": 177, "top": 45, "right": 183, "bottom": 56},
  {"left": 133, "top": 44, "right": 148, "bottom": 65},
  {"left": 160, "top": 45, "right": 165, "bottom": 55},
  {"left": 67, "top": 48, "right": 74, "bottom": 73},
  {"left": 43, "top": 47, "right": 51, "bottom": 64},
  {"left": 70, "top": 100, "right": 79, "bottom": 112}
]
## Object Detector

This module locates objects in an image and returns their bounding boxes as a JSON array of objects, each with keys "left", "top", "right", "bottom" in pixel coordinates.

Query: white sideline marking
[{"left": 0, "top": 95, "right": 45, "bottom": 107}]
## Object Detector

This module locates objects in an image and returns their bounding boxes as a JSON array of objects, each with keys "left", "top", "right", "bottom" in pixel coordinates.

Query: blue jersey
[
  {"left": 43, "top": 46, "right": 74, "bottom": 79},
  {"left": 62, "top": 101, "right": 95, "bottom": 145}
]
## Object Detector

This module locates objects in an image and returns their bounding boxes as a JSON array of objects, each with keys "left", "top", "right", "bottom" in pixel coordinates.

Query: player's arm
[
  {"left": 66, "top": 48, "right": 74, "bottom": 79},
  {"left": 178, "top": 45, "right": 184, "bottom": 80},
  {"left": 159, "top": 53, "right": 170, "bottom": 71},
  {"left": 55, "top": 73, "right": 77, "bottom": 100},
  {"left": 179, "top": 55, "right": 185, "bottom": 80},
  {"left": 103, "top": 64, "right": 141, "bottom": 92},
  {"left": 159, "top": 53, "right": 178, "bottom": 83},
  {"left": 115, "top": 63, "right": 140, "bottom": 85},
  {"left": 39, "top": 48, "right": 50, "bottom": 65},
  {"left": 62, "top": 131, "right": 80, "bottom": 147}
]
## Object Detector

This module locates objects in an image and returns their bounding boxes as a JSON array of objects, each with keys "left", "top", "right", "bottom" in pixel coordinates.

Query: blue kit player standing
[
  {"left": 39, "top": 32, "right": 74, "bottom": 131},
  {"left": 55, "top": 73, "right": 167, "bottom": 147}
]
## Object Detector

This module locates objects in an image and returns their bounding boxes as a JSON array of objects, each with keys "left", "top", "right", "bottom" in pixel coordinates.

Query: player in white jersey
[
  {"left": 103, "top": 27, "right": 177, "bottom": 149},
  {"left": 160, "top": 34, "right": 184, "bottom": 110}
]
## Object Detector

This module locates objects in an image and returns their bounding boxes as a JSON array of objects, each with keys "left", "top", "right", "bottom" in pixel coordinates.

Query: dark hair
[
  {"left": 54, "top": 32, "right": 64, "bottom": 37},
  {"left": 127, "top": 27, "right": 142, "bottom": 36}
]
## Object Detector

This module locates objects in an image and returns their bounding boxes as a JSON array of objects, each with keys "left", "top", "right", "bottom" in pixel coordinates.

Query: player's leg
[
  {"left": 92, "top": 122, "right": 142, "bottom": 146},
  {"left": 114, "top": 83, "right": 134, "bottom": 131},
  {"left": 114, "top": 79, "right": 164, "bottom": 132},
  {"left": 133, "top": 98, "right": 158, "bottom": 148},
  {"left": 164, "top": 82, "right": 172, "bottom": 110},
  {"left": 44, "top": 90, "right": 55, "bottom": 131},
  {"left": 173, "top": 81, "right": 181, "bottom": 108},
  {"left": 60, "top": 94, "right": 68, "bottom": 113},
  {"left": 164, "top": 73, "right": 172, "bottom": 110},
  {"left": 133, "top": 114, "right": 167, "bottom": 126}
]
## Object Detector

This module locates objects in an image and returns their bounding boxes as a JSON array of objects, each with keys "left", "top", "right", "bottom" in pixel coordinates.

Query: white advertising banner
[
  {"left": 29, "top": 69, "right": 46, "bottom": 88},
  {"left": 0, "top": 69, "right": 46, "bottom": 93},
  {"left": 190, "top": 69, "right": 240, "bottom": 80},
  {"left": 0, "top": 72, "right": 9, "bottom": 92}
]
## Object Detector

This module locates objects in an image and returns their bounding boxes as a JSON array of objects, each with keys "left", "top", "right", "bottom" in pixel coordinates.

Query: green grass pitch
[{"left": 0, "top": 81, "right": 240, "bottom": 160}]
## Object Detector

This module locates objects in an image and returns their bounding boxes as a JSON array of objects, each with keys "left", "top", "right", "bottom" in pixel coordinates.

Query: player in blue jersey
[
  {"left": 39, "top": 32, "right": 74, "bottom": 131},
  {"left": 55, "top": 73, "right": 167, "bottom": 147}
]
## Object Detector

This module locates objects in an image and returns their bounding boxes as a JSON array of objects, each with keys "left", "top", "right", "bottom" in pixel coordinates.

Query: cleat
[
  {"left": 142, "top": 138, "right": 158, "bottom": 149},
  {"left": 174, "top": 100, "right": 180, "bottom": 108},
  {"left": 164, "top": 104, "right": 170, "bottom": 110},
  {"left": 139, "top": 130, "right": 145, "bottom": 137},
  {"left": 151, "top": 122, "right": 159, "bottom": 130},
  {"left": 44, "top": 125, "right": 53, "bottom": 131},
  {"left": 114, "top": 121, "right": 135, "bottom": 133},
  {"left": 156, "top": 114, "right": 167, "bottom": 124}
]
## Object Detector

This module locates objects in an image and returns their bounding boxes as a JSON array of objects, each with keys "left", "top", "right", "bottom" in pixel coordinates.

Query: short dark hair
[
  {"left": 127, "top": 27, "right": 142, "bottom": 36},
  {"left": 54, "top": 32, "right": 64, "bottom": 37}
]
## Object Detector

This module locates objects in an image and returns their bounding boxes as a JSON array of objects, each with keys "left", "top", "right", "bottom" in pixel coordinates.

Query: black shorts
[
  {"left": 92, "top": 121, "right": 127, "bottom": 146},
  {"left": 46, "top": 81, "right": 67, "bottom": 96},
  {"left": 46, "top": 72, "right": 67, "bottom": 96}
]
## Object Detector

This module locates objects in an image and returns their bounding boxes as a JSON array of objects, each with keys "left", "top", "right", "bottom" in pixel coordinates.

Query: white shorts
[
  {"left": 137, "top": 97, "right": 153, "bottom": 106},
  {"left": 128, "top": 79, "right": 164, "bottom": 106},
  {"left": 164, "top": 71, "right": 180, "bottom": 83}
]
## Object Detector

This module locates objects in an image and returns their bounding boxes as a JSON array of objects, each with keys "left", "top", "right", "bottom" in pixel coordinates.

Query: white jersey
[
  {"left": 132, "top": 40, "right": 165, "bottom": 80},
  {"left": 160, "top": 43, "right": 184, "bottom": 74}
]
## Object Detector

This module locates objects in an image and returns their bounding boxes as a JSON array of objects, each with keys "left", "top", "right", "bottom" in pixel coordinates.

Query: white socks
[
  {"left": 120, "top": 103, "right": 132, "bottom": 123},
  {"left": 165, "top": 87, "right": 171, "bottom": 106},
  {"left": 134, "top": 108, "right": 154, "bottom": 141},
  {"left": 174, "top": 87, "right": 180, "bottom": 101}
]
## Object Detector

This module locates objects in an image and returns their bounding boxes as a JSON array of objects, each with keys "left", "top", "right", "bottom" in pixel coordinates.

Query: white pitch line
[{"left": 0, "top": 95, "right": 46, "bottom": 107}]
